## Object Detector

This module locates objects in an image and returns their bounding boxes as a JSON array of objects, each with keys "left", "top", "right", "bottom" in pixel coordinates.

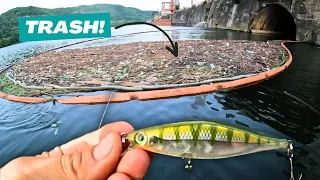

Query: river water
[{"left": 0, "top": 26, "right": 319, "bottom": 180}]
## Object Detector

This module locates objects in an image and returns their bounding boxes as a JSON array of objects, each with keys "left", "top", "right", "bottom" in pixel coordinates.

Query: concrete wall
[
  {"left": 207, "top": 0, "right": 259, "bottom": 31},
  {"left": 293, "top": 0, "right": 320, "bottom": 44},
  {"left": 172, "top": 0, "right": 320, "bottom": 45},
  {"left": 172, "top": 4, "right": 206, "bottom": 26}
]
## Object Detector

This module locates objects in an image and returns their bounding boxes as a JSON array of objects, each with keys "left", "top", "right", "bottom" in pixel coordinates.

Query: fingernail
[{"left": 94, "top": 134, "right": 114, "bottom": 160}]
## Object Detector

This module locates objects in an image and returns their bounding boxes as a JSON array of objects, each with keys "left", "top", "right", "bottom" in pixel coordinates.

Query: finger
[
  {"left": 116, "top": 149, "right": 151, "bottom": 180},
  {"left": 62, "top": 132, "right": 123, "bottom": 179},
  {"left": 98, "top": 121, "right": 134, "bottom": 140},
  {"left": 35, "top": 122, "right": 133, "bottom": 161},
  {"left": 3, "top": 122, "right": 135, "bottom": 180},
  {"left": 36, "top": 147, "right": 64, "bottom": 158},
  {"left": 61, "top": 141, "right": 92, "bottom": 155},
  {"left": 59, "top": 132, "right": 123, "bottom": 179},
  {"left": 49, "top": 146, "right": 64, "bottom": 157},
  {"left": 61, "top": 121, "right": 134, "bottom": 152},
  {"left": 108, "top": 173, "right": 132, "bottom": 180},
  {"left": 8, "top": 132, "right": 124, "bottom": 180},
  {"left": 39, "top": 151, "right": 49, "bottom": 157}
]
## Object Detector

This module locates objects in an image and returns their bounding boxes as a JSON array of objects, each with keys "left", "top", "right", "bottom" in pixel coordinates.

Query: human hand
[{"left": 0, "top": 121, "right": 152, "bottom": 180}]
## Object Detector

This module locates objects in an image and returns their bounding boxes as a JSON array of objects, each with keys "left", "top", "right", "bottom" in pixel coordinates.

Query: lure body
[{"left": 127, "top": 121, "right": 289, "bottom": 159}]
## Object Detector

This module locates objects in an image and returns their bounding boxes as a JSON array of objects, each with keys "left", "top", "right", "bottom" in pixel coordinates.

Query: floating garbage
[
  {"left": 8, "top": 40, "right": 285, "bottom": 96},
  {"left": 246, "top": 50, "right": 255, "bottom": 54},
  {"left": 210, "top": 63, "right": 215, "bottom": 69},
  {"left": 51, "top": 123, "right": 58, "bottom": 128}
]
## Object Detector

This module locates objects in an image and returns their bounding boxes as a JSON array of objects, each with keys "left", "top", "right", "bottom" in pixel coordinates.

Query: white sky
[{"left": 1, "top": 0, "right": 204, "bottom": 14}]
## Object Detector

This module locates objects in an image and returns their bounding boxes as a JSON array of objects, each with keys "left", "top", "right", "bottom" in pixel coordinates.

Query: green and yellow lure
[{"left": 127, "top": 120, "right": 290, "bottom": 160}]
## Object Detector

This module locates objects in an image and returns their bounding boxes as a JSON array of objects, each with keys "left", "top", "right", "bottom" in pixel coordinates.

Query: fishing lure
[{"left": 123, "top": 120, "right": 293, "bottom": 170}]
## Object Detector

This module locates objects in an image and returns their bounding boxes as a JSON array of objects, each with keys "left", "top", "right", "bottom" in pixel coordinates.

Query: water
[{"left": 0, "top": 26, "right": 319, "bottom": 180}]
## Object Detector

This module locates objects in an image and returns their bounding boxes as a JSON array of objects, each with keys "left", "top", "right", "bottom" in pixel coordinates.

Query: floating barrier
[{"left": 0, "top": 41, "right": 295, "bottom": 104}]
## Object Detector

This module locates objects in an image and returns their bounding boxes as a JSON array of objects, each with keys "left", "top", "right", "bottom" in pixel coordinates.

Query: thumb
[
  {"left": 58, "top": 132, "right": 123, "bottom": 180},
  {"left": 2, "top": 132, "right": 123, "bottom": 180},
  {"left": 62, "top": 132, "right": 123, "bottom": 179}
]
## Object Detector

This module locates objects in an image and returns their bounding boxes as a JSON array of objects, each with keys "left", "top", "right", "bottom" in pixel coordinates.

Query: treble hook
[{"left": 287, "top": 140, "right": 302, "bottom": 180}]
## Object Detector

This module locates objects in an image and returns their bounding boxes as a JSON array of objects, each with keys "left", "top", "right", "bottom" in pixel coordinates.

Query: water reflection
[
  {"left": 199, "top": 28, "right": 283, "bottom": 41},
  {"left": 214, "top": 84, "right": 320, "bottom": 144}
]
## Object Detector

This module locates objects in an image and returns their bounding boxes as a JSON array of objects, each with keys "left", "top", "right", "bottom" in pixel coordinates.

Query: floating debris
[
  {"left": 246, "top": 50, "right": 255, "bottom": 54},
  {"left": 11, "top": 40, "right": 284, "bottom": 88},
  {"left": 51, "top": 123, "right": 58, "bottom": 128},
  {"left": 209, "top": 63, "right": 215, "bottom": 69}
]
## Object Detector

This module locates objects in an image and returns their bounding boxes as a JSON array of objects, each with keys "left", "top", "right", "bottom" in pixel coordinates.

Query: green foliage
[
  {"left": 273, "top": 51, "right": 289, "bottom": 68},
  {"left": 0, "top": 75, "right": 32, "bottom": 96},
  {"left": 282, "top": 53, "right": 289, "bottom": 63},
  {"left": 0, "top": 4, "right": 154, "bottom": 48}
]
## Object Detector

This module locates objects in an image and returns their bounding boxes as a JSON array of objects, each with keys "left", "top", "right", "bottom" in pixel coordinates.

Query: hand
[{"left": 0, "top": 121, "right": 152, "bottom": 180}]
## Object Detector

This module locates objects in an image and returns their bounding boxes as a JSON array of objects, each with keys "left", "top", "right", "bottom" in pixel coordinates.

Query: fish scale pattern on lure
[{"left": 127, "top": 120, "right": 290, "bottom": 159}]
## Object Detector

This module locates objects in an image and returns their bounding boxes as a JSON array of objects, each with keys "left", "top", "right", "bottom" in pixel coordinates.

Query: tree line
[{"left": 0, "top": 4, "right": 155, "bottom": 48}]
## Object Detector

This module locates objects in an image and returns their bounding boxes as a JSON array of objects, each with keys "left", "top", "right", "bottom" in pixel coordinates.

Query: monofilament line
[{"left": 98, "top": 91, "right": 114, "bottom": 129}]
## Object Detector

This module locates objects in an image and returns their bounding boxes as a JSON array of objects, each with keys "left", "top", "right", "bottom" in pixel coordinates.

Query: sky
[{"left": 1, "top": 0, "right": 204, "bottom": 14}]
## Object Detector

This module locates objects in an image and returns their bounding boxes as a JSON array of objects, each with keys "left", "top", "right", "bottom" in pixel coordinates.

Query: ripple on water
[{"left": 0, "top": 101, "right": 59, "bottom": 131}]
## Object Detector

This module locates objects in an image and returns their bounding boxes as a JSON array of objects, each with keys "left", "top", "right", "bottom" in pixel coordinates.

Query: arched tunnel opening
[{"left": 249, "top": 4, "right": 297, "bottom": 40}]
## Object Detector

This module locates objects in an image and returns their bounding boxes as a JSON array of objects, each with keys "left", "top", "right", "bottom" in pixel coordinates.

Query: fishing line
[{"left": 98, "top": 91, "right": 114, "bottom": 129}]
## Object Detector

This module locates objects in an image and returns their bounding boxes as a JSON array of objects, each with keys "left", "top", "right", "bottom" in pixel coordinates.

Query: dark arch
[{"left": 249, "top": 4, "right": 297, "bottom": 40}]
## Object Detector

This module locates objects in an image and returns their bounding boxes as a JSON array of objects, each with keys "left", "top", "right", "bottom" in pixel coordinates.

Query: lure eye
[{"left": 135, "top": 132, "right": 147, "bottom": 145}]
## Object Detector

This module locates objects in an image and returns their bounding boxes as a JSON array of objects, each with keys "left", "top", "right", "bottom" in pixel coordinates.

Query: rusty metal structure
[{"left": 152, "top": 0, "right": 180, "bottom": 26}]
